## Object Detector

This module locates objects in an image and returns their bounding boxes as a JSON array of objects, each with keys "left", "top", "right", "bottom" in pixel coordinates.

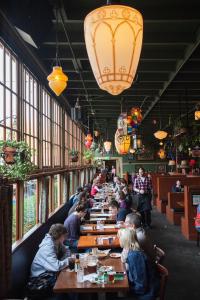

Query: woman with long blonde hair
[{"left": 118, "top": 228, "right": 159, "bottom": 300}]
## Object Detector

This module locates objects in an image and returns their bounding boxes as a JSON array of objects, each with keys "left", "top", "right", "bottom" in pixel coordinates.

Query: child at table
[{"left": 118, "top": 228, "right": 159, "bottom": 300}]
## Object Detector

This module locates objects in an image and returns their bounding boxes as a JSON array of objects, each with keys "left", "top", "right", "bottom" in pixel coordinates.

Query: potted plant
[
  {"left": 69, "top": 149, "right": 79, "bottom": 162},
  {"left": 0, "top": 140, "right": 35, "bottom": 181},
  {"left": 83, "top": 149, "right": 94, "bottom": 164}
]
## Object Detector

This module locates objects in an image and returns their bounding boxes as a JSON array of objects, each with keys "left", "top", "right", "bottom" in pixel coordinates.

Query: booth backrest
[
  {"left": 10, "top": 203, "right": 68, "bottom": 298},
  {"left": 157, "top": 176, "right": 200, "bottom": 203},
  {"left": 167, "top": 192, "right": 184, "bottom": 209}
]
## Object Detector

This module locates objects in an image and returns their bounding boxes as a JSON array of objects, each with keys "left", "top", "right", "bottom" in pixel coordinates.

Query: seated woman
[
  {"left": 27, "top": 224, "right": 70, "bottom": 297},
  {"left": 109, "top": 199, "right": 132, "bottom": 222},
  {"left": 64, "top": 204, "right": 86, "bottom": 251},
  {"left": 118, "top": 227, "right": 159, "bottom": 300},
  {"left": 91, "top": 181, "right": 102, "bottom": 197},
  {"left": 172, "top": 180, "right": 183, "bottom": 193}
]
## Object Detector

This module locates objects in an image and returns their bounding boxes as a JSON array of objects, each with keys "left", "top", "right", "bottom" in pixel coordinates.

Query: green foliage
[
  {"left": 0, "top": 140, "right": 35, "bottom": 181},
  {"left": 83, "top": 149, "right": 94, "bottom": 160},
  {"left": 69, "top": 149, "right": 79, "bottom": 156}
]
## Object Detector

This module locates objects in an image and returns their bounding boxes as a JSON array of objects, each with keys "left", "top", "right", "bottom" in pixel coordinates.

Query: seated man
[
  {"left": 64, "top": 204, "right": 86, "bottom": 251},
  {"left": 109, "top": 199, "right": 132, "bottom": 222},
  {"left": 172, "top": 180, "right": 183, "bottom": 193},
  {"left": 125, "top": 213, "right": 156, "bottom": 264},
  {"left": 27, "top": 224, "right": 70, "bottom": 297}
]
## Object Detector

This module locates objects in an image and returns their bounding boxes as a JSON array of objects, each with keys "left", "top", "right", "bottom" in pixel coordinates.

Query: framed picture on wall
[{"left": 156, "top": 164, "right": 167, "bottom": 173}]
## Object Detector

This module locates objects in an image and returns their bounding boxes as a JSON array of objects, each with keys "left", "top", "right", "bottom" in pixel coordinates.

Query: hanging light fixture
[
  {"left": 158, "top": 148, "right": 166, "bottom": 159},
  {"left": 104, "top": 141, "right": 112, "bottom": 153},
  {"left": 154, "top": 102, "right": 168, "bottom": 140},
  {"left": 115, "top": 129, "right": 130, "bottom": 154},
  {"left": 132, "top": 134, "right": 142, "bottom": 149},
  {"left": 195, "top": 103, "right": 200, "bottom": 120},
  {"left": 104, "top": 119, "right": 112, "bottom": 153},
  {"left": 47, "top": 8, "right": 68, "bottom": 96},
  {"left": 84, "top": 1, "right": 143, "bottom": 95},
  {"left": 154, "top": 130, "right": 168, "bottom": 140}
]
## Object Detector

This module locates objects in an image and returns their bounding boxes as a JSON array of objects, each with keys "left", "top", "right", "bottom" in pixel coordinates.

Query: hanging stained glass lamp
[{"left": 84, "top": 4, "right": 143, "bottom": 95}]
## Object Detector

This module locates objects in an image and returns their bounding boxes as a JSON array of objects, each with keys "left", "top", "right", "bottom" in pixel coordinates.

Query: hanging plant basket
[
  {"left": 71, "top": 155, "right": 79, "bottom": 162},
  {"left": 2, "top": 146, "right": 17, "bottom": 164},
  {"left": 85, "top": 158, "right": 91, "bottom": 164},
  {"left": 0, "top": 140, "right": 35, "bottom": 181}
]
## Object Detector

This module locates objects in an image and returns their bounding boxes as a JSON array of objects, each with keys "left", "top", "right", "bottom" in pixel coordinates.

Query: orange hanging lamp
[{"left": 47, "top": 8, "right": 68, "bottom": 96}]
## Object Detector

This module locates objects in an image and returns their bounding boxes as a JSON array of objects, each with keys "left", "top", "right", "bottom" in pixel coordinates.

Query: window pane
[
  {"left": 5, "top": 50, "right": 11, "bottom": 88},
  {"left": 12, "top": 184, "right": 17, "bottom": 243},
  {"left": 23, "top": 180, "right": 37, "bottom": 234},
  {"left": 0, "top": 43, "right": 3, "bottom": 83},
  {"left": 54, "top": 175, "right": 59, "bottom": 210},
  {"left": 12, "top": 58, "right": 17, "bottom": 93}
]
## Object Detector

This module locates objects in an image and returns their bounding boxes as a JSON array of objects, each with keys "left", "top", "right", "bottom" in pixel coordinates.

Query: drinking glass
[
  {"left": 77, "top": 268, "right": 84, "bottom": 283},
  {"left": 108, "top": 271, "right": 115, "bottom": 283}
]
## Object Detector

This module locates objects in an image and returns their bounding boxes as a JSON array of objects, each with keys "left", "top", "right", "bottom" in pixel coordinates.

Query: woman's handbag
[{"left": 26, "top": 271, "right": 57, "bottom": 297}]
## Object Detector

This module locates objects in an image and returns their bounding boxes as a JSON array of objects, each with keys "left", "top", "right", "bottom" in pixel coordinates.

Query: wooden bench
[
  {"left": 10, "top": 203, "right": 68, "bottom": 298},
  {"left": 166, "top": 192, "right": 184, "bottom": 225},
  {"left": 181, "top": 186, "right": 200, "bottom": 241},
  {"left": 156, "top": 175, "right": 200, "bottom": 214}
]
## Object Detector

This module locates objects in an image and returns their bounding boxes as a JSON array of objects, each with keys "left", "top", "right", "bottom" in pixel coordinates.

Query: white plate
[{"left": 110, "top": 253, "right": 121, "bottom": 258}]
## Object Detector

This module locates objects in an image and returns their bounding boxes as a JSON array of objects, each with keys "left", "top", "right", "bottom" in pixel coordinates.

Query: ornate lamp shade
[
  {"left": 132, "top": 134, "right": 142, "bottom": 149},
  {"left": 94, "top": 130, "right": 100, "bottom": 137},
  {"left": 154, "top": 130, "right": 168, "bottom": 140},
  {"left": 168, "top": 160, "right": 176, "bottom": 166},
  {"left": 158, "top": 148, "right": 166, "bottom": 159},
  {"left": 104, "top": 140, "right": 112, "bottom": 153},
  {"left": 85, "top": 133, "right": 93, "bottom": 149},
  {"left": 195, "top": 110, "right": 200, "bottom": 120},
  {"left": 84, "top": 5, "right": 143, "bottom": 95},
  {"left": 117, "top": 112, "right": 128, "bottom": 135},
  {"left": 115, "top": 130, "right": 131, "bottom": 154},
  {"left": 47, "top": 66, "right": 68, "bottom": 96}
]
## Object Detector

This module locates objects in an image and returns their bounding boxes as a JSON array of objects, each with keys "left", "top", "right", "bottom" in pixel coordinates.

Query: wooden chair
[
  {"left": 156, "top": 263, "right": 169, "bottom": 300},
  {"left": 154, "top": 245, "right": 165, "bottom": 264}
]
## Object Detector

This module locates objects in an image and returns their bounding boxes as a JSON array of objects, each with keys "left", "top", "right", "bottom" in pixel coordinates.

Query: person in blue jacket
[{"left": 118, "top": 227, "right": 159, "bottom": 300}]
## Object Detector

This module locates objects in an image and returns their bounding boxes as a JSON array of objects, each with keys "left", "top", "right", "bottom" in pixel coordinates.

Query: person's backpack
[{"left": 195, "top": 204, "right": 200, "bottom": 232}]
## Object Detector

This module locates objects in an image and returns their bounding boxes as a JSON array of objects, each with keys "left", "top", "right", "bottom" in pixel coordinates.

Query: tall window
[
  {"left": 23, "top": 67, "right": 38, "bottom": 165},
  {"left": 23, "top": 180, "right": 37, "bottom": 234},
  {"left": 52, "top": 102, "right": 61, "bottom": 166},
  {"left": 64, "top": 113, "right": 69, "bottom": 166},
  {"left": 12, "top": 184, "right": 17, "bottom": 243},
  {"left": 42, "top": 89, "right": 51, "bottom": 167},
  {"left": 0, "top": 42, "right": 18, "bottom": 141}
]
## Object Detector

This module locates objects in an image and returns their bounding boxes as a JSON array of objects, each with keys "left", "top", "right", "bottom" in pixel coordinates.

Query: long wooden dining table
[
  {"left": 78, "top": 235, "right": 120, "bottom": 250},
  {"left": 53, "top": 257, "right": 129, "bottom": 300},
  {"left": 80, "top": 224, "right": 119, "bottom": 235}
]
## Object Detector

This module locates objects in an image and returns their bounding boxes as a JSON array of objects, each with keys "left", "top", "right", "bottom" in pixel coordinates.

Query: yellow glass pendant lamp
[
  {"left": 47, "top": 66, "right": 68, "bottom": 96},
  {"left": 84, "top": 3, "right": 143, "bottom": 95}
]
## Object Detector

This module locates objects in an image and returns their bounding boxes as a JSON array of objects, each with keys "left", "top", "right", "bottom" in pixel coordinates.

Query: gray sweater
[{"left": 31, "top": 234, "right": 69, "bottom": 277}]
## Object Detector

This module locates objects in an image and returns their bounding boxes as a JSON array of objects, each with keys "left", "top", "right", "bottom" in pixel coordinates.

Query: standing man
[{"left": 133, "top": 167, "right": 152, "bottom": 228}]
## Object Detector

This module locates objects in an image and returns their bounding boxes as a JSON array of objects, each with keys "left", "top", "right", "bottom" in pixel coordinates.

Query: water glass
[{"left": 77, "top": 268, "right": 84, "bottom": 283}]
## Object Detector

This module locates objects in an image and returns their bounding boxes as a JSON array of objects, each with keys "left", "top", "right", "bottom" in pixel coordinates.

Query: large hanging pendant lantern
[
  {"left": 195, "top": 110, "right": 200, "bottom": 120},
  {"left": 154, "top": 130, "right": 168, "bottom": 140},
  {"left": 84, "top": 4, "right": 143, "bottom": 95},
  {"left": 104, "top": 140, "right": 112, "bottom": 153},
  {"left": 47, "top": 66, "right": 68, "bottom": 96},
  {"left": 115, "top": 130, "right": 130, "bottom": 154}
]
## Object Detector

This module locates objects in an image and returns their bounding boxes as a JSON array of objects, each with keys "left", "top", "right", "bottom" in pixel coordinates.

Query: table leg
[{"left": 98, "top": 292, "right": 106, "bottom": 300}]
